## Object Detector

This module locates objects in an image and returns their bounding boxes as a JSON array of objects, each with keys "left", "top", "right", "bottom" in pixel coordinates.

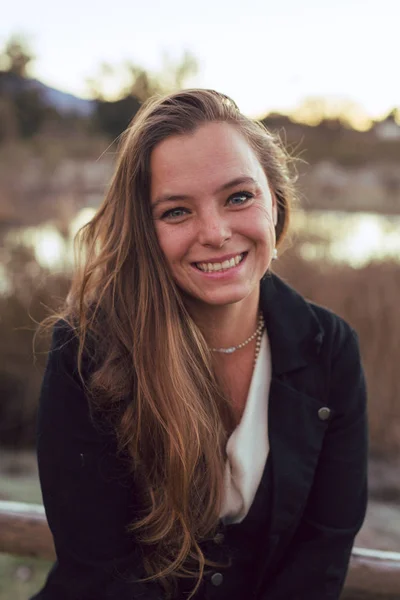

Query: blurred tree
[
  {"left": 0, "top": 35, "right": 57, "bottom": 140},
  {"left": 0, "top": 34, "right": 34, "bottom": 77},
  {"left": 86, "top": 62, "right": 117, "bottom": 101},
  {"left": 291, "top": 96, "right": 372, "bottom": 131},
  {"left": 125, "top": 50, "right": 198, "bottom": 101},
  {"left": 14, "top": 87, "right": 57, "bottom": 138},
  {"left": 90, "top": 51, "right": 198, "bottom": 139},
  {"left": 0, "top": 96, "right": 19, "bottom": 139},
  {"left": 94, "top": 95, "right": 141, "bottom": 140}
]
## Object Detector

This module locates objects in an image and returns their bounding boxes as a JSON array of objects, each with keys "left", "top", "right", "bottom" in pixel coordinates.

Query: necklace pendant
[{"left": 208, "top": 310, "right": 265, "bottom": 355}]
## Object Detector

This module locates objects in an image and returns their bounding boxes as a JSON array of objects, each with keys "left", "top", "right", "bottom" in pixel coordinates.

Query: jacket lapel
[
  {"left": 267, "top": 379, "right": 329, "bottom": 536},
  {"left": 259, "top": 274, "right": 328, "bottom": 542}
]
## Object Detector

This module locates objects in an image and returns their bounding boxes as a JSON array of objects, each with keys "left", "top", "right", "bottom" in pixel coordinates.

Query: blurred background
[{"left": 0, "top": 0, "right": 399, "bottom": 597}]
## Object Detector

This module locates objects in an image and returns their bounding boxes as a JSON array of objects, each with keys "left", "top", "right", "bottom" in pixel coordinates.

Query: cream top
[{"left": 219, "top": 331, "right": 271, "bottom": 525}]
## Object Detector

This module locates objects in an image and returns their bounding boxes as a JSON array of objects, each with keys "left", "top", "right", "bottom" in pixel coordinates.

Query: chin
[{"left": 187, "top": 287, "right": 254, "bottom": 308}]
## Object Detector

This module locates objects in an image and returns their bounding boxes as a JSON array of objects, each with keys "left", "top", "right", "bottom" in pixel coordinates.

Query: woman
[{"left": 32, "top": 89, "right": 368, "bottom": 600}]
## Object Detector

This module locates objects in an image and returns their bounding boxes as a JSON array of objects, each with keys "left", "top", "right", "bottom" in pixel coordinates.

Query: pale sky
[{"left": 1, "top": 0, "right": 399, "bottom": 119}]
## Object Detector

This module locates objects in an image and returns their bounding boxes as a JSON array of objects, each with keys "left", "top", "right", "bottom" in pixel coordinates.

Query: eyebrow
[{"left": 151, "top": 176, "right": 259, "bottom": 209}]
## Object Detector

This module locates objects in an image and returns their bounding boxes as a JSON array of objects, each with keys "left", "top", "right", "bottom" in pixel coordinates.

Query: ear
[{"left": 272, "top": 193, "right": 278, "bottom": 227}]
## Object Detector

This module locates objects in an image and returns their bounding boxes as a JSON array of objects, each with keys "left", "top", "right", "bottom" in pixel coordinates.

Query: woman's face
[{"left": 150, "top": 122, "right": 278, "bottom": 309}]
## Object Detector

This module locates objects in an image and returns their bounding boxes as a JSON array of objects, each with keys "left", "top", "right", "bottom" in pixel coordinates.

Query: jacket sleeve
[
  {"left": 30, "top": 321, "right": 164, "bottom": 600},
  {"left": 260, "top": 326, "right": 368, "bottom": 600}
]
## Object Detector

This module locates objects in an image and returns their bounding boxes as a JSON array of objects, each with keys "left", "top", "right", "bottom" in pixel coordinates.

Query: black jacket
[{"left": 31, "top": 274, "right": 368, "bottom": 600}]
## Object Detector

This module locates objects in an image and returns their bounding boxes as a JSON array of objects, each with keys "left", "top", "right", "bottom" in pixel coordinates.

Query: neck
[{"left": 185, "top": 290, "right": 261, "bottom": 351}]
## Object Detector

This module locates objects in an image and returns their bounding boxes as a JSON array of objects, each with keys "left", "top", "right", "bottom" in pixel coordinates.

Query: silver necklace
[{"left": 209, "top": 312, "right": 265, "bottom": 358}]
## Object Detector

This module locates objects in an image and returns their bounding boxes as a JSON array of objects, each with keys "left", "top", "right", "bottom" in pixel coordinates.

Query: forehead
[{"left": 150, "top": 122, "right": 266, "bottom": 196}]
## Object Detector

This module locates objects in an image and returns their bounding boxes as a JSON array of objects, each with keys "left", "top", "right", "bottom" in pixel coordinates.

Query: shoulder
[
  {"left": 45, "top": 317, "right": 98, "bottom": 383},
  {"left": 262, "top": 274, "right": 360, "bottom": 363},
  {"left": 40, "top": 319, "right": 79, "bottom": 388},
  {"left": 287, "top": 296, "right": 366, "bottom": 418},
  {"left": 305, "top": 301, "right": 366, "bottom": 414},
  {"left": 50, "top": 316, "right": 78, "bottom": 352},
  {"left": 41, "top": 319, "right": 98, "bottom": 424},
  {"left": 306, "top": 300, "right": 359, "bottom": 359},
  {"left": 41, "top": 318, "right": 87, "bottom": 406},
  {"left": 37, "top": 321, "right": 116, "bottom": 465}
]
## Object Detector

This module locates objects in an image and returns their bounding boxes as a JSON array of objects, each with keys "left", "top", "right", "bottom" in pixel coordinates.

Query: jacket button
[
  {"left": 318, "top": 407, "right": 331, "bottom": 421},
  {"left": 213, "top": 532, "right": 224, "bottom": 544},
  {"left": 211, "top": 572, "right": 224, "bottom": 586}
]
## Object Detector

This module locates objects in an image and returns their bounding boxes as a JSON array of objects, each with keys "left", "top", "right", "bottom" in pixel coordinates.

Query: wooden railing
[
  {"left": 343, "top": 547, "right": 400, "bottom": 599},
  {"left": 0, "top": 501, "right": 55, "bottom": 560},
  {"left": 1, "top": 501, "right": 400, "bottom": 598}
]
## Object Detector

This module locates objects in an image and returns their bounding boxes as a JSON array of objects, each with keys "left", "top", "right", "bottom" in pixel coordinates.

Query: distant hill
[
  {"left": 0, "top": 71, "right": 95, "bottom": 116},
  {"left": 32, "top": 78, "right": 95, "bottom": 116}
]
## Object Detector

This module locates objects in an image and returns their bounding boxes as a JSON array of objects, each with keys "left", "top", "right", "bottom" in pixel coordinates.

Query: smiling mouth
[{"left": 193, "top": 252, "right": 247, "bottom": 273}]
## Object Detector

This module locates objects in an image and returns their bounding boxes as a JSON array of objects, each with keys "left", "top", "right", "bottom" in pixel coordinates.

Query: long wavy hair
[{"left": 44, "top": 89, "right": 297, "bottom": 598}]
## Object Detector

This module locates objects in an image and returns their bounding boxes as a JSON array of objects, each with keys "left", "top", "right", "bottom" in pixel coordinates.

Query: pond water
[
  {"left": 293, "top": 210, "right": 400, "bottom": 267},
  {"left": 1, "top": 208, "right": 400, "bottom": 295}
]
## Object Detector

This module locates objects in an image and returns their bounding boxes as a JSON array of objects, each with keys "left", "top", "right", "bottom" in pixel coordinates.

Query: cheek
[
  {"left": 247, "top": 206, "right": 276, "bottom": 245},
  {"left": 154, "top": 225, "right": 171, "bottom": 261},
  {"left": 155, "top": 225, "right": 190, "bottom": 265}
]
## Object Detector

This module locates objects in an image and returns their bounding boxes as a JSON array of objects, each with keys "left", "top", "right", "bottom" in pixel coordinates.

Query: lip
[
  {"left": 190, "top": 251, "right": 248, "bottom": 278},
  {"left": 191, "top": 252, "right": 246, "bottom": 265}
]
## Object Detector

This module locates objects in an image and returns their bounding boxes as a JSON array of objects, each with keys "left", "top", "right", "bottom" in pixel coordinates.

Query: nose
[{"left": 197, "top": 208, "right": 232, "bottom": 248}]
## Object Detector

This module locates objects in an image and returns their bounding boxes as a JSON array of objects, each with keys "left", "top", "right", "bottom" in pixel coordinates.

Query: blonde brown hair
[{"left": 46, "top": 89, "right": 296, "bottom": 598}]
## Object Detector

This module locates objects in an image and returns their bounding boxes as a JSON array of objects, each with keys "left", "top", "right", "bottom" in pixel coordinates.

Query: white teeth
[{"left": 196, "top": 253, "right": 245, "bottom": 272}]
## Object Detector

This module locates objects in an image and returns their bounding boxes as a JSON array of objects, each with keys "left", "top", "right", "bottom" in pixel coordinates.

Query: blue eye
[
  {"left": 161, "top": 207, "right": 188, "bottom": 220},
  {"left": 228, "top": 191, "right": 253, "bottom": 206}
]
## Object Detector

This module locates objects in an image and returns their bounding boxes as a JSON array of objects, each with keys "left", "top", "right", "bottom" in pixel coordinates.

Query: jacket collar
[{"left": 259, "top": 273, "right": 324, "bottom": 376}]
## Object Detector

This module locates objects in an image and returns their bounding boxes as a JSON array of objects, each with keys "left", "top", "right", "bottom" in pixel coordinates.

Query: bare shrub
[{"left": 0, "top": 245, "right": 70, "bottom": 447}]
